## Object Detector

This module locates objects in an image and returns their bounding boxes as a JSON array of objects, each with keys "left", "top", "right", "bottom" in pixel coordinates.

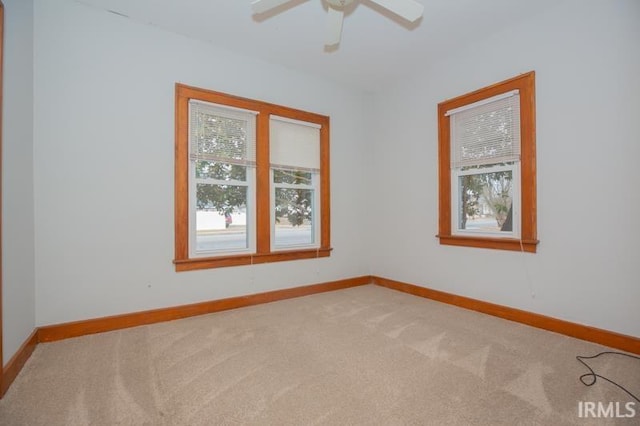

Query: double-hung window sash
[
  {"left": 448, "top": 90, "right": 521, "bottom": 169},
  {"left": 446, "top": 91, "right": 521, "bottom": 237},
  {"left": 188, "top": 101, "right": 257, "bottom": 256},
  {"left": 269, "top": 116, "right": 321, "bottom": 250}
]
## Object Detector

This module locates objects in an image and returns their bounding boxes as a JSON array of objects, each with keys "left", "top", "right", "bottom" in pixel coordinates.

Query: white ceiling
[{"left": 73, "top": 0, "right": 561, "bottom": 92}]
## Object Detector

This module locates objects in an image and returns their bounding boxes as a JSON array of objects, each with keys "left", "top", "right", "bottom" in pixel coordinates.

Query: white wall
[
  {"left": 368, "top": 0, "right": 640, "bottom": 337},
  {"left": 33, "top": 0, "right": 369, "bottom": 325},
  {"left": 2, "top": 0, "right": 36, "bottom": 363},
  {"left": 15, "top": 0, "right": 639, "bottom": 343}
]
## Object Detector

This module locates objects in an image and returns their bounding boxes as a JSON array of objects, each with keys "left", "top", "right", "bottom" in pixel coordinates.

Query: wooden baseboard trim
[
  {"left": 4, "top": 274, "right": 636, "bottom": 400},
  {"left": 1, "top": 329, "right": 38, "bottom": 398},
  {"left": 38, "top": 275, "right": 373, "bottom": 343},
  {"left": 372, "top": 276, "right": 640, "bottom": 355}
]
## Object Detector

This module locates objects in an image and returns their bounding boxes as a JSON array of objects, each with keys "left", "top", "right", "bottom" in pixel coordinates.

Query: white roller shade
[
  {"left": 449, "top": 91, "right": 521, "bottom": 168},
  {"left": 270, "top": 116, "right": 320, "bottom": 171},
  {"left": 189, "top": 100, "right": 256, "bottom": 166}
]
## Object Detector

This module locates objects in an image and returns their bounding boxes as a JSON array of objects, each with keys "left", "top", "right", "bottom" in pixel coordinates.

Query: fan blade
[
  {"left": 251, "top": 0, "right": 293, "bottom": 14},
  {"left": 325, "top": 7, "right": 344, "bottom": 47},
  {"left": 369, "top": 0, "right": 424, "bottom": 22}
]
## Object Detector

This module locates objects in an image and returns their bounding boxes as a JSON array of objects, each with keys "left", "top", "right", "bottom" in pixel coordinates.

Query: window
[
  {"left": 437, "top": 72, "right": 538, "bottom": 252},
  {"left": 189, "top": 101, "right": 257, "bottom": 257},
  {"left": 175, "top": 84, "right": 331, "bottom": 271},
  {"left": 270, "top": 117, "right": 321, "bottom": 250}
]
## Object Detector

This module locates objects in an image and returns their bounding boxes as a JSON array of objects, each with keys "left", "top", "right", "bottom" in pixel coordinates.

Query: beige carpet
[{"left": 0, "top": 285, "right": 638, "bottom": 425}]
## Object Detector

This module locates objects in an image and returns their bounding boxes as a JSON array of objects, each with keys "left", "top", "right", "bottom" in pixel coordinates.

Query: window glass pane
[
  {"left": 451, "top": 94, "right": 520, "bottom": 168},
  {"left": 273, "top": 169, "right": 312, "bottom": 185},
  {"left": 458, "top": 170, "right": 513, "bottom": 233},
  {"left": 190, "top": 104, "right": 256, "bottom": 165},
  {"left": 274, "top": 188, "right": 313, "bottom": 246},
  {"left": 196, "top": 161, "right": 246, "bottom": 181},
  {"left": 196, "top": 184, "right": 248, "bottom": 251}
]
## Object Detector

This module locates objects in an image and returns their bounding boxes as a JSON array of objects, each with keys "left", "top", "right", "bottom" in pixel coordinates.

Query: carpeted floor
[{"left": 0, "top": 284, "right": 638, "bottom": 425}]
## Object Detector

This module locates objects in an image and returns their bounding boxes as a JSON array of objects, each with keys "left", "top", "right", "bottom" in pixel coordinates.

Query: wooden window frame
[
  {"left": 0, "top": 0, "right": 4, "bottom": 386},
  {"left": 437, "top": 72, "right": 538, "bottom": 253},
  {"left": 174, "top": 84, "right": 331, "bottom": 271}
]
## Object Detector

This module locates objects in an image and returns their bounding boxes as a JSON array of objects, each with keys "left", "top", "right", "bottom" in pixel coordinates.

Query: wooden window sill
[
  {"left": 174, "top": 247, "right": 333, "bottom": 272},
  {"left": 437, "top": 235, "right": 538, "bottom": 253}
]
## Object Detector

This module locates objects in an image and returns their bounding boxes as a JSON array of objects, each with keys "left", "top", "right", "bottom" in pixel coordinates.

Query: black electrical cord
[{"left": 576, "top": 351, "right": 640, "bottom": 403}]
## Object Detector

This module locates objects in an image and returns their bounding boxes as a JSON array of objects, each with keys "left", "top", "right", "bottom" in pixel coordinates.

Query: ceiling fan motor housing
[
  {"left": 253, "top": 0, "right": 424, "bottom": 47},
  {"left": 326, "top": 0, "right": 355, "bottom": 9}
]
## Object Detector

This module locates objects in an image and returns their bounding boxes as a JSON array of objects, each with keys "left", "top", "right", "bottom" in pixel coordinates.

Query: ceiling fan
[{"left": 251, "top": 0, "right": 424, "bottom": 47}]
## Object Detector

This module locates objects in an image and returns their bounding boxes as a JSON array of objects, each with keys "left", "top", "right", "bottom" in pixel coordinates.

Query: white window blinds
[
  {"left": 449, "top": 91, "right": 521, "bottom": 168},
  {"left": 189, "top": 100, "right": 256, "bottom": 166},
  {"left": 270, "top": 116, "right": 320, "bottom": 172}
]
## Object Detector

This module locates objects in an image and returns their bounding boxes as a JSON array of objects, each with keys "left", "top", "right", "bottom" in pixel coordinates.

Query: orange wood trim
[
  {"left": 173, "top": 247, "right": 333, "bottom": 271},
  {"left": 176, "top": 84, "right": 329, "bottom": 124},
  {"left": 320, "top": 120, "right": 331, "bottom": 249},
  {"left": 38, "top": 275, "right": 371, "bottom": 343},
  {"left": 0, "top": 1, "right": 5, "bottom": 389},
  {"left": 251, "top": 248, "right": 332, "bottom": 265},
  {"left": 174, "top": 83, "right": 331, "bottom": 270},
  {"left": 437, "top": 102, "right": 451, "bottom": 237},
  {"left": 439, "top": 72, "right": 535, "bottom": 110},
  {"left": 174, "top": 254, "right": 255, "bottom": 271},
  {"left": 372, "top": 276, "right": 640, "bottom": 355},
  {"left": 1, "top": 329, "right": 38, "bottom": 398},
  {"left": 437, "top": 72, "right": 537, "bottom": 253},
  {"left": 174, "top": 86, "right": 190, "bottom": 261},
  {"left": 256, "top": 112, "right": 271, "bottom": 254},
  {"left": 437, "top": 235, "right": 538, "bottom": 253},
  {"left": 520, "top": 72, "right": 537, "bottom": 243},
  {"left": 3, "top": 273, "right": 636, "bottom": 398}
]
